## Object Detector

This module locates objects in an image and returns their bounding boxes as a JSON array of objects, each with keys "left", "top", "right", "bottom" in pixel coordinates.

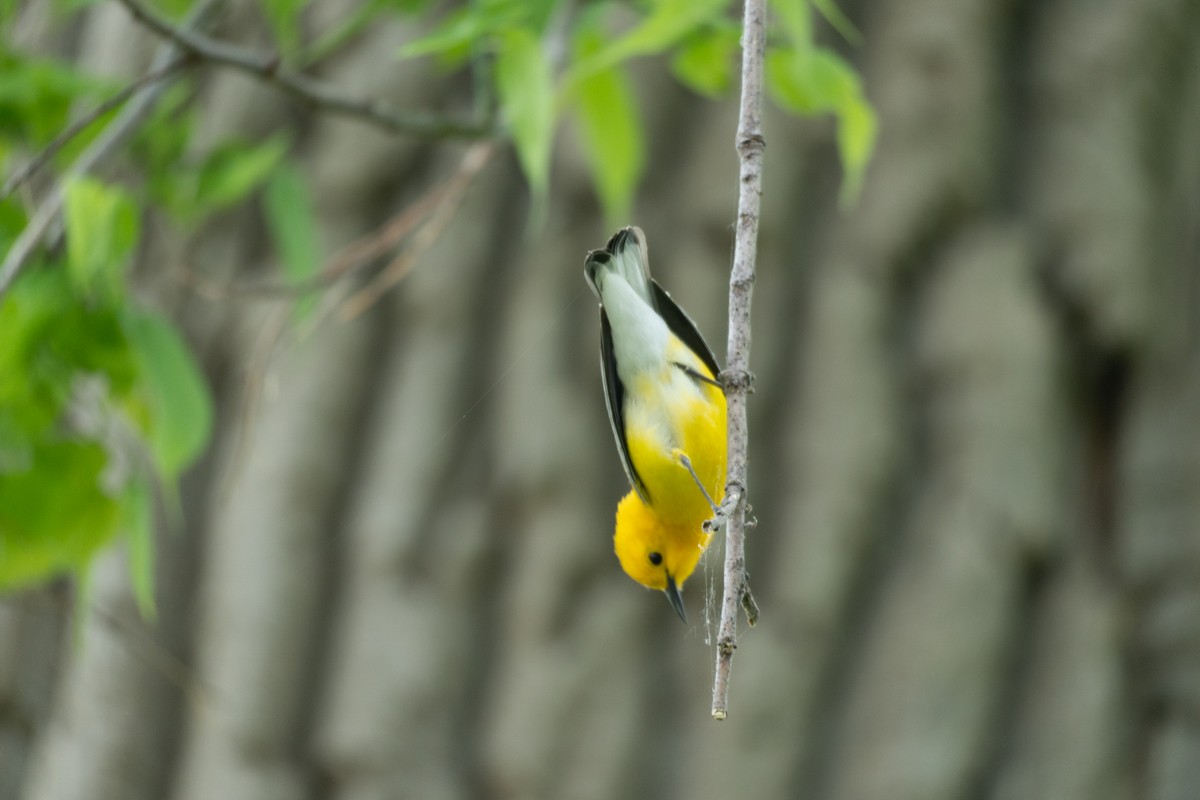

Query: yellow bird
[{"left": 584, "top": 227, "right": 727, "bottom": 621}]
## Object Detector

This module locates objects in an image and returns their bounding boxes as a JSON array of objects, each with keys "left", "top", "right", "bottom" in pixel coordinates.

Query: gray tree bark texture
[{"left": 3, "top": 0, "right": 1200, "bottom": 798}]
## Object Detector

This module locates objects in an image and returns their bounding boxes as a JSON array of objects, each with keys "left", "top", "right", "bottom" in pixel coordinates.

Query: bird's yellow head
[{"left": 613, "top": 491, "right": 711, "bottom": 621}]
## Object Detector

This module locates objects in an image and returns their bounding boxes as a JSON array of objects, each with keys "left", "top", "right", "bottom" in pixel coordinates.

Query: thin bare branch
[
  {"left": 711, "top": 0, "right": 767, "bottom": 721},
  {"left": 219, "top": 303, "right": 290, "bottom": 506},
  {"left": 90, "top": 601, "right": 213, "bottom": 710},
  {"left": 0, "top": 55, "right": 195, "bottom": 202},
  {"left": 212, "top": 142, "right": 493, "bottom": 500},
  {"left": 174, "top": 148, "right": 476, "bottom": 302},
  {"left": 114, "top": 0, "right": 494, "bottom": 140},
  {"left": 0, "top": 589, "right": 214, "bottom": 710}
]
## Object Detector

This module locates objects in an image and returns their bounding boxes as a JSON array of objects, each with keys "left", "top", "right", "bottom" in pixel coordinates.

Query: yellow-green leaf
[
  {"left": 575, "top": 64, "right": 644, "bottom": 226},
  {"left": 670, "top": 25, "right": 739, "bottom": 98},
  {"left": 122, "top": 309, "right": 213, "bottom": 479},
  {"left": 195, "top": 135, "right": 290, "bottom": 210},
  {"left": 261, "top": 0, "right": 309, "bottom": 55},
  {"left": 566, "top": 0, "right": 730, "bottom": 85},
  {"left": 770, "top": 0, "right": 811, "bottom": 48},
  {"left": 63, "top": 176, "right": 139, "bottom": 299},
  {"left": 396, "top": 7, "right": 490, "bottom": 60},
  {"left": 263, "top": 164, "right": 322, "bottom": 321},
  {"left": 766, "top": 47, "right": 854, "bottom": 114},
  {"left": 766, "top": 46, "right": 876, "bottom": 206},
  {"left": 495, "top": 28, "right": 555, "bottom": 202},
  {"left": 0, "top": 440, "right": 121, "bottom": 590},
  {"left": 836, "top": 92, "right": 877, "bottom": 206}
]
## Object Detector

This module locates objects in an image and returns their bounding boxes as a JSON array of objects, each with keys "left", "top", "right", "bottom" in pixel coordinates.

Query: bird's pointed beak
[{"left": 664, "top": 574, "right": 687, "bottom": 623}]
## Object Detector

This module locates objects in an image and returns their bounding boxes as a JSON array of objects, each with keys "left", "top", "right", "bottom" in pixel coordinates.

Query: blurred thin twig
[
  {"left": 215, "top": 141, "right": 495, "bottom": 499},
  {"left": 176, "top": 145, "right": 488, "bottom": 302},
  {"left": 337, "top": 141, "right": 494, "bottom": 320},
  {"left": 0, "top": 588, "right": 214, "bottom": 711}
]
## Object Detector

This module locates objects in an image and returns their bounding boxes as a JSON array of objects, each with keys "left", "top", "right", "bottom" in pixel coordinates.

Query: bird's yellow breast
[{"left": 624, "top": 336, "right": 727, "bottom": 528}]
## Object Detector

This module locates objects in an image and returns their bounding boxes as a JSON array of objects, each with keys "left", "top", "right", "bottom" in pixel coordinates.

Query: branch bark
[
  {"left": 711, "top": 0, "right": 766, "bottom": 721},
  {"left": 114, "top": 0, "right": 493, "bottom": 140}
]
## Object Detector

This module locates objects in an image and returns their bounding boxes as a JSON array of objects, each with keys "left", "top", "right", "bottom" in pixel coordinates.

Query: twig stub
[
  {"left": 738, "top": 133, "right": 766, "bottom": 154},
  {"left": 718, "top": 369, "right": 755, "bottom": 393}
]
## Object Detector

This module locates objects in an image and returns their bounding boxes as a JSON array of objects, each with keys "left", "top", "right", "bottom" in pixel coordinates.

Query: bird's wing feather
[
  {"left": 652, "top": 280, "right": 721, "bottom": 379},
  {"left": 599, "top": 308, "right": 651, "bottom": 504}
]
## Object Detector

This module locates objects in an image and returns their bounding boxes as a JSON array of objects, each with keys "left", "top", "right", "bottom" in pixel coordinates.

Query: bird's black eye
[{"left": 648, "top": 552, "right": 663, "bottom": 566}]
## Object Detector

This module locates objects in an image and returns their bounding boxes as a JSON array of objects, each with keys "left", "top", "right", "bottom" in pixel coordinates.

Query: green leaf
[
  {"left": 495, "top": 27, "right": 555, "bottom": 204},
  {"left": 0, "top": 272, "right": 67, "bottom": 466},
  {"left": 835, "top": 91, "right": 876, "bottom": 206},
  {"left": 766, "top": 47, "right": 852, "bottom": 114},
  {"left": 261, "top": 0, "right": 309, "bottom": 55},
  {"left": 63, "top": 176, "right": 139, "bottom": 299},
  {"left": 398, "top": 11, "right": 482, "bottom": 61},
  {"left": 766, "top": 47, "right": 876, "bottom": 205},
  {"left": 670, "top": 24, "right": 739, "bottom": 98},
  {"left": 137, "top": 0, "right": 194, "bottom": 20},
  {"left": 770, "top": 0, "right": 811, "bottom": 47},
  {"left": 263, "top": 164, "right": 321, "bottom": 321},
  {"left": 381, "top": 0, "right": 436, "bottom": 11},
  {"left": 0, "top": 195, "right": 29, "bottom": 256},
  {"left": 572, "top": 29, "right": 644, "bottom": 226},
  {"left": 121, "top": 309, "right": 213, "bottom": 479},
  {"left": 396, "top": 7, "right": 494, "bottom": 60},
  {"left": 396, "top": 0, "right": 558, "bottom": 61},
  {"left": 124, "top": 481, "right": 156, "bottom": 620},
  {"left": 128, "top": 86, "right": 198, "bottom": 220},
  {"left": 0, "top": 54, "right": 112, "bottom": 146},
  {"left": 195, "top": 135, "right": 290, "bottom": 211},
  {"left": 301, "top": 0, "right": 398, "bottom": 64},
  {"left": 0, "top": 439, "right": 122, "bottom": 590},
  {"left": 566, "top": 0, "right": 731, "bottom": 85},
  {"left": 0, "top": 269, "right": 140, "bottom": 458},
  {"left": 490, "top": 0, "right": 558, "bottom": 34}
]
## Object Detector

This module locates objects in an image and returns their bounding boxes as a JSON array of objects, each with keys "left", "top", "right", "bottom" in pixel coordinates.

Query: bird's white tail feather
[{"left": 607, "top": 227, "right": 653, "bottom": 305}]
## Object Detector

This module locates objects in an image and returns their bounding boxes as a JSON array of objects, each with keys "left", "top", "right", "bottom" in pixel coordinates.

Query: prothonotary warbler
[{"left": 584, "top": 227, "right": 727, "bottom": 622}]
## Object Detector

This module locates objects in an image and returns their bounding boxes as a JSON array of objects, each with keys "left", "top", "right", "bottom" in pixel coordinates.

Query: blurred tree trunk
[{"left": 3, "top": 0, "right": 1200, "bottom": 799}]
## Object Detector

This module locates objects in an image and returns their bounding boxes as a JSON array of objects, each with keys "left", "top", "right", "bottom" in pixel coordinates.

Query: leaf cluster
[
  {"left": 0, "top": 37, "right": 321, "bottom": 605},
  {"left": 0, "top": 175, "right": 211, "bottom": 613},
  {"left": 397, "top": 0, "right": 876, "bottom": 223}
]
